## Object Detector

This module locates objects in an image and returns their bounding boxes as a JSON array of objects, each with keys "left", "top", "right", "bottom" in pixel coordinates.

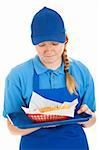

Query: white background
[{"left": 0, "top": 0, "right": 99, "bottom": 150}]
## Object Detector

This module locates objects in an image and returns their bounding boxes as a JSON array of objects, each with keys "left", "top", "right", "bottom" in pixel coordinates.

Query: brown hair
[{"left": 62, "top": 36, "right": 77, "bottom": 94}]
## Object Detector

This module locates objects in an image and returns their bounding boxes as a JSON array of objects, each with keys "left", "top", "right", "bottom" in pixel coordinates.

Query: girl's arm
[
  {"left": 7, "top": 119, "right": 41, "bottom": 136},
  {"left": 77, "top": 104, "right": 96, "bottom": 128}
]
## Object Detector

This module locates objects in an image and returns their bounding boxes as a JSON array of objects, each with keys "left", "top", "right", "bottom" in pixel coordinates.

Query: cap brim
[{"left": 32, "top": 33, "right": 66, "bottom": 45}]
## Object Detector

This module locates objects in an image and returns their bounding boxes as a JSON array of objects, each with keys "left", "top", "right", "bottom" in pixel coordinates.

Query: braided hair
[{"left": 62, "top": 36, "right": 77, "bottom": 94}]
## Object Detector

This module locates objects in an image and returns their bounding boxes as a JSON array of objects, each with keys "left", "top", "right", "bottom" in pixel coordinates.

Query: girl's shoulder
[
  {"left": 11, "top": 58, "right": 34, "bottom": 73},
  {"left": 70, "top": 58, "right": 90, "bottom": 74},
  {"left": 69, "top": 58, "right": 93, "bottom": 82},
  {"left": 6, "top": 58, "right": 34, "bottom": 82}
]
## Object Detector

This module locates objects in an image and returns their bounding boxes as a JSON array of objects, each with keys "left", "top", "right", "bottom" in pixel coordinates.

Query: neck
[{"left": 41, "top": 58, "right": 62, "bottom": 70}]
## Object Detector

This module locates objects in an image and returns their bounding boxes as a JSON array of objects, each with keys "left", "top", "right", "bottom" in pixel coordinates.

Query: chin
[{"left": 45, "top": 58, "right": 57, "bottom": 63}]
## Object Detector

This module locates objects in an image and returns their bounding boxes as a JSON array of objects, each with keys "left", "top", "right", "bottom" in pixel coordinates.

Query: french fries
[{"left": 39, "top": 104, "right": 70, "bottom": 113}]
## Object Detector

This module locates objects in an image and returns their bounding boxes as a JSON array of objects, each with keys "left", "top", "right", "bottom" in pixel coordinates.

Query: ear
[{"left": 65, "top": 36, "right": 69, "bottom": 44}]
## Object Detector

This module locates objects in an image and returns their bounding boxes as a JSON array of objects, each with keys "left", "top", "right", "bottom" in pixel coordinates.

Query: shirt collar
[
  {"left": 33, "top": 55, "right": 65, "bottom": 75},
  {"left": 54, "top": 62, "right": 64, "bottom": 75}
]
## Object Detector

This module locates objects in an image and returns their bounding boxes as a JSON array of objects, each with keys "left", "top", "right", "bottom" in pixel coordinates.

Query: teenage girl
[{"left": 3, "top": 7, "right": 96, "bottom": 150}]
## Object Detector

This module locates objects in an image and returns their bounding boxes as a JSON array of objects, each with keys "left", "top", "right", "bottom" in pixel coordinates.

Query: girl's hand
[{"left": 77, "top": 104, "right": 96, "bottom": 128}]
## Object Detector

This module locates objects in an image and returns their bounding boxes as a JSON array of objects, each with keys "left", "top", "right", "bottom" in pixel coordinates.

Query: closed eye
[
  {"left": 51, "top": 42, "right": 59, "bottom": 46},
  {"left": 38, "top": 43, "right": 46, "bottom": 47}
]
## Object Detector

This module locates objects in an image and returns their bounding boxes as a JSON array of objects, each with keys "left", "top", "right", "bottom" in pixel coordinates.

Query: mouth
[{"left": 45, "top": 55, "right": 55, "bottom": 57}]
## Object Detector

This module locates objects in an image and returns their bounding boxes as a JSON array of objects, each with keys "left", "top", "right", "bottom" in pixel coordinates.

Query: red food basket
[{"left": 27, "top": 113, "right": 69, "bottom": 123}]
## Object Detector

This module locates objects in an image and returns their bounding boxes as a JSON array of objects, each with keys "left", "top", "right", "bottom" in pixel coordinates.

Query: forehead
[{"left": 39, "top": 41, "right": 59, "bottom": 44}]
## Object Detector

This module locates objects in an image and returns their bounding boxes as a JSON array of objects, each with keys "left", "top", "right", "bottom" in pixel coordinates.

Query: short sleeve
[
  {"left": 72, "top": 60, "right": 96, "bottom": 111},
  {"left": 3, "top": 59, "right": 34, "bottom": 118},
  {"left": 70, "top": 59, "right": 96, "bottom": 112},
  {"left": 3, "top": 70, "right": 26, "bottom": 118},
  {"left": 81, "top": 71, "right": 96, "bottom": 112}
]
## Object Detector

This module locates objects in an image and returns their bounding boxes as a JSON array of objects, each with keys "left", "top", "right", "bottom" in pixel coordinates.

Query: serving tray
[{"left": 7, "top": 111, "right": 92, "bottom": 129}]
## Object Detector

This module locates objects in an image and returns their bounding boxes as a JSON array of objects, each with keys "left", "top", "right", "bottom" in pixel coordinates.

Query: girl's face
[{"left": 35, "top": 41, "right": 65, "bottom": 65}]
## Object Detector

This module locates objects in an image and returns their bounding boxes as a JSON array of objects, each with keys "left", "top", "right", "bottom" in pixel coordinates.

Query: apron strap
[{"left": 33, "top": 65, "right": 39, "bottom": 91}]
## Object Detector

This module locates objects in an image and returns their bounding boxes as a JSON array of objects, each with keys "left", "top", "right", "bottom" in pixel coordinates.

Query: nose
[
  {"left": 46, "top": 45, "right": 52, "bottom": 51},
  {"left": 45, "top": 45, "right": 53, "bottom": 53}
]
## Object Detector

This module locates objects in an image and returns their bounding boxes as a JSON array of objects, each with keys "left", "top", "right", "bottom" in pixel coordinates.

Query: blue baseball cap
[{"left": 31, "top": 7, "right": 66, "bottom": 45}]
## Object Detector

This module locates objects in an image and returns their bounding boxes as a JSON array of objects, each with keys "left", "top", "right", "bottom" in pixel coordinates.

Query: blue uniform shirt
[{"left": 3, "top": 55, "right": 96, "bottom": 117}]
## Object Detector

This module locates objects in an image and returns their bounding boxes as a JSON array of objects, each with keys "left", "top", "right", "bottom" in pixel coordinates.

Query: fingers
[
  {"left": 78, "top": 114, "right": 96, "bottom": 128},
  {"left": 78, "top": 121, "right": 87, "bottom": 127},
  {"left": 77, "top": 104, "right": 89, "bottom": 114},
  {"left": 77, "top": 105, "right": 96, "bottom": 128}
]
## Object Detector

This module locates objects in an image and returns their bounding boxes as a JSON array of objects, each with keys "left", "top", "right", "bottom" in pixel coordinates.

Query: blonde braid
[{"left": 62, "top": 37, "right": 77, "bottom": 94}]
